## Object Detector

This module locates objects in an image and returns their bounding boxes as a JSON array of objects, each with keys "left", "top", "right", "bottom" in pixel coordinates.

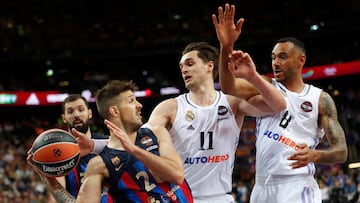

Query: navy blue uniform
[
  {"left": 100, "top": 128, "right": 193, "bottom": 203},
  {"left": 65, "top": 133, "right": 113, "bottom": 203}
]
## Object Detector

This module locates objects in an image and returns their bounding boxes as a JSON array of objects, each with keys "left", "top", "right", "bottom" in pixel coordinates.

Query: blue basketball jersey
[
  {"left": 100, "top": 128, "right": 193, "bottom": 203},
  {"left": 65, "top": 132, "right": 113, "bottom": 202}
]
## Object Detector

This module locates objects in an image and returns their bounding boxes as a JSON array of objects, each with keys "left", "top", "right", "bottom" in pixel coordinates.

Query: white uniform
[
  {"left": 250, "top": 79, "right": 323, "bottom": 203},
  {"left": 170, "top": 91, "right": 240, "bottom": 203}
]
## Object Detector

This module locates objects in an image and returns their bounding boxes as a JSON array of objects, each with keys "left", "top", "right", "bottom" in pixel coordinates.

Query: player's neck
[
  {"left": 189, "top": 88, "right": 217, "bottom": 106},
  {"left": 282, "top": 78, "right": 305, "bottom": 93}
]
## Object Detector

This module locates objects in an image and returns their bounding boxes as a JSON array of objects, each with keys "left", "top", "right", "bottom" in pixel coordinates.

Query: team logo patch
[
  {"left": 300, "top": 101, "right": 313, "bottom": 112},
  {"left": 141, "top": 136, "right": 154, "bottom": 146},
  {"left": 111, "top": 156, "right": 120, "bottom": 166},
  {"left": 185, "top": 110, "right": 195, "bottom": 121},
  {"left": 218, "top": 105, "right": 228, "bottom": 115}
]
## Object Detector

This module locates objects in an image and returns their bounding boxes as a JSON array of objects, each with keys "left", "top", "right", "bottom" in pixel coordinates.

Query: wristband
[{"left": 92, "top": 139, "right": 109, "bottom": 154}]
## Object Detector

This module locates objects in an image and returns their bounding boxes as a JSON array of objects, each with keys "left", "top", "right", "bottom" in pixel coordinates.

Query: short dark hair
[
  {"left": 95, "top": 80, "right": 138, "bottom": 119},
  {"left": 62, "top": 94, "right": 89, "bottom": 113},
  {"left": 182, "top": 42, "right": 219, "bottom": 80},
  {"left": 275, "top": 37, "right": 306, "bottom": 56}
]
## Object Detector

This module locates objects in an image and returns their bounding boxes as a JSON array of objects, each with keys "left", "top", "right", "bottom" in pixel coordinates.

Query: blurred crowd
[{"left": 0, "top": 0, "right": 359, "bottom": 93}]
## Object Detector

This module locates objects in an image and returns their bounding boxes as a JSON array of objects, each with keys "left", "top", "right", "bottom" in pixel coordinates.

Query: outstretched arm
[
  {"left": 71, "top": 128, "right": 109, "bottom": 154},
  {"left": 288, "top": 91, "right": 348, "bottom": 168},
  {"left": 229, "top": 50, "right": 286, "bottom": 113},
  {"left": 212, "top": 3, "right": 260, "bottom": 100}
]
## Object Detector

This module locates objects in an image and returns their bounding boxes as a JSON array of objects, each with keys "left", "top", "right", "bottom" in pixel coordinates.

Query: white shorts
[
  {"left": 194, "top": 194, "right": 235, "bottom": 203},
  {"left": 250, "top": 174, "right": 321, "bottom": 203}
]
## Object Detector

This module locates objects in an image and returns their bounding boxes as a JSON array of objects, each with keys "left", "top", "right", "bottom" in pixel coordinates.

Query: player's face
[
  {"left": 63, "top": 99, "right": 92, "bottom": 134},
  {"left": 118, "top": 90, "right": 143, "bottom": 130},
  {"left": 179, "top": 50, "right": 211, "bottom": 90},
  {"left": 271, "top": 42, "right": 303, "bottom": 83}
]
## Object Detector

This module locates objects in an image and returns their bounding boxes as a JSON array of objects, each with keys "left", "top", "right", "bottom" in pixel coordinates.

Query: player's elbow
[
  {"left": 339, "top": 147, "right": 348, "bottom": 163},
  {"left": 276, "top": 100, "right": 287, "bottom": 112},
  {"left": 169, "top": 171, "right": 185, "bottom": 186}
]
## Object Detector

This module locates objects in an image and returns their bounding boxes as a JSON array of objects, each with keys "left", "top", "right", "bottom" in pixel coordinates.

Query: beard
[{"left": 67, "top": 119, "right": 91, "bottom": 134}]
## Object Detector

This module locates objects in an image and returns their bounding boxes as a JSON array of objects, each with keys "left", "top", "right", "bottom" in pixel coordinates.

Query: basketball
[{"left": 31, "top": 128, "right": 80, "bottom": 177}]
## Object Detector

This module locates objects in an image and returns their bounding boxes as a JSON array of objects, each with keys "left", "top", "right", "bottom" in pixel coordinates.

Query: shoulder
[
  {"left": 151, "top": 97, "right": 178, "bottom": 115},
  {"left": 141, "top": 125, "right": 168, "bottom": 141},
  {"left": 141, "top": 125, "right": 165, "bottom": 136},
  {"left": 158, "top": 97, "right": 178, "bottom": 107},
  {"left": 86, "top": 155, "right": 107, "bottom": 176},
  {"left": 318, "top": 90, "right": 337, "bottom": 115}
]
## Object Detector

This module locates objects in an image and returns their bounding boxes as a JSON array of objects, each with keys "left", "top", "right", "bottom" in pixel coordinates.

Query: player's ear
[
  {"left": 109, "top": 106, "right": 120, "bottom": 116},
  {"left": 88, "top": 108, "right": 93, "bottom": 119},
  {"left": 61, "top": 114, "right": 67, "bottom": 123}
]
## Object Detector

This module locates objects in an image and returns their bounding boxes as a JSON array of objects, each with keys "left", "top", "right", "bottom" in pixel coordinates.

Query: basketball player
[
  {"left": 27, "top": 94, "right": 113, "bottom": 202},
  {"left": 212, "top": 4, "right": 348, "bottom": 202},
  {"left": 28, "top": 82, "right": 193, "bottom": 202},
  {"left": 75, "top": 80, "right": 193, "bottom": 202},
  {"left": 144, "top": 41, "right": 286, "bottom": 203}
]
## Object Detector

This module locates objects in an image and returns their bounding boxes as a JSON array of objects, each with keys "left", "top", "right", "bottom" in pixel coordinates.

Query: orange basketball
[{"left": 31, "top": 128, "right": 80, "bottom": 177}]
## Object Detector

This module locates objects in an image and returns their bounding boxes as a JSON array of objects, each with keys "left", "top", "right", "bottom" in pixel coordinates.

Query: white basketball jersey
[
  {"left": 255, "top": 79, "right": 324, "bottom": 176},
  {"left": 170, "top": 91, "right": 240, "bottom": 198}
]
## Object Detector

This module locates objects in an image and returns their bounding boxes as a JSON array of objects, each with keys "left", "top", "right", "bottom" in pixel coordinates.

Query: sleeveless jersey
[
  {"left": 169, "top": 91, "right": 240, "bottom": 198},
  {"left": 65, "top": 133, "right": 113, "bottom": 203},
  {"left": 100, "top": 128, "right": 193, "bottom": 203},
  {"left": 255, "top": 79, "right": 324, "bottom": 176}
]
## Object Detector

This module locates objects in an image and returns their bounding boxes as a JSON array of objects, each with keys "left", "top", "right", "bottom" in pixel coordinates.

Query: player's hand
[
  {"left": 287, "top": 143, "right": 314, "bottom": 169},
  {"left": 104, "top": 119, "right": 136, "bottom": 153},
  {"left": 228, "top": 50, "right": 257, "bottom": 80},
  {"left": 27, "top": 148, "right": 49, "bottom": 181},
  {"left": 71, "top": 128, "right": 93, "bottom": 157},
  {"left": 212, "top": 3, "right": 244, "bottom": 47}
]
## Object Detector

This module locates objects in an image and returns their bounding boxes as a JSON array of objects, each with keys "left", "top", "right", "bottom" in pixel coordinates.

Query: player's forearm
[
  {"left": 131, "top": 147, "right": 184, "bottom": 185},
  {"left": 314, "top": 146, "right": 348, "bottom": 164},
  {"left": 219, "top": 44, "right": 237, "bottom": 95},
  {"left": 248, "top": 74, "right": 286, "bottom": 112},
  {"left": 47, "top": 178, "right": 76, "bottom": 203}
]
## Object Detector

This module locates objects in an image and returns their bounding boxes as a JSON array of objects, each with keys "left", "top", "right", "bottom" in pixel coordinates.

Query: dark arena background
[{"left": 0, "top": 0, "right": 359, "bottom": 202}]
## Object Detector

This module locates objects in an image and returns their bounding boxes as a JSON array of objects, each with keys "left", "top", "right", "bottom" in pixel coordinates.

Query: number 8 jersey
[{"left": 255, "top": 79, "right": 324, "bottom": 177}]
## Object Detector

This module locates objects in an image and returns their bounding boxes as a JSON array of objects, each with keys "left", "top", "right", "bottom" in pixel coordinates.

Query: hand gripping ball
[{"left": 31, "top": 128, "right": 80, "bottom": 177}]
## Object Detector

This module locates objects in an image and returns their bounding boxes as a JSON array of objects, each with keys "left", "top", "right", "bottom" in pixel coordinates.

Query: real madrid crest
[{"left": 185, "top": 110, "right": 195, "bottom": 121}]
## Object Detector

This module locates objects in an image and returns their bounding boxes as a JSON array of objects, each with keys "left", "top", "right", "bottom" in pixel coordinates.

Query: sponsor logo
[
  {"left": 300, "top": 101, "right": 313, "bottom": 112},
  {"left": 140, "top": 136, "right": 154, "bottom": 146},
  {"left": 218, "top": 106, "right": 228, "bottom": 115},
  {"left": 146, "top": 145, "right": 158, "bottom": 152},
  {"left": 42, "top": 159, "right": 76, "bottom": 172},
  {"left": 115, "top": 163, "right": 124, "bottom": 171},
  {"left": 263, "top": 130, "right": 302, "bottom": 151},
  {"left": 184, "top": 154, "right": 229, "bottom": 164}
]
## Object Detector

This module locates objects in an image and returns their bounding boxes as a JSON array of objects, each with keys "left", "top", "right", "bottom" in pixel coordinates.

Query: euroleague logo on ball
[{"left": 53, "top": 148, "right": 62, "bottom": 157}]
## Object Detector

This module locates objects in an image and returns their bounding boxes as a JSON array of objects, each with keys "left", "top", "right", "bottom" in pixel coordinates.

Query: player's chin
[{"left": 273, "top": 74, "right": 284, "bottom": 82}]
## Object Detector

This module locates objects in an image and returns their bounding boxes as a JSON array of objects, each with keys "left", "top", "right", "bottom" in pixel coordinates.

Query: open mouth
[{"left": 184, "top": 75, "right": 191, "bottom": 81}]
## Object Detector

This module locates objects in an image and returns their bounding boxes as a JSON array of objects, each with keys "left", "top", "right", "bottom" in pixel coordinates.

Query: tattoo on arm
[
  {"left": 52, "top": 180, "right": 76, "bottom": 203},
  {"left": 319, "top": 92, "right": 347, "bottom": 163}
]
